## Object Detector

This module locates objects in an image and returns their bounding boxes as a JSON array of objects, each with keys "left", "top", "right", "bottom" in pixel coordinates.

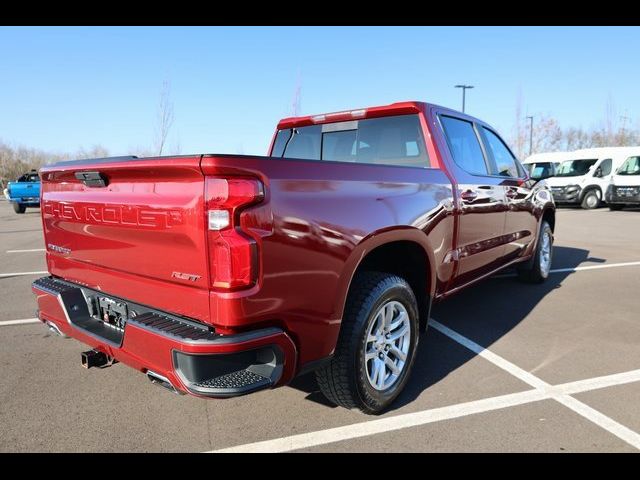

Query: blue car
[{"left": 7, "top": 170, "right": 41, "bottom": 214}]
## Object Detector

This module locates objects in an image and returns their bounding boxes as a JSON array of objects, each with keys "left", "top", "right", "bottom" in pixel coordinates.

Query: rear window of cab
[{"left": 271, "top": 114, "right": 431, "bottom": 168}]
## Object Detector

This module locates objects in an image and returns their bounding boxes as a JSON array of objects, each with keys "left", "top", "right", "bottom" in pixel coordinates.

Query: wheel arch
[
  {"left": 579, "top": 184, "right": 603, "bottom": 202},
  {"left": 335, "top": 228, "right": 436, "bottom": 333},
  {"left": 541, "top": 206, "right": 556, "bottom": 232}
]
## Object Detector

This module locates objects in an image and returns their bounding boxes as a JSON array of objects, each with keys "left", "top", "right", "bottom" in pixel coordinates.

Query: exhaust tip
[
  {"left": 147, "top": 370, "right": 180, "bottom": 395},
  {"left": 45, "top": 321, "right": 68, "bottom": 338}
]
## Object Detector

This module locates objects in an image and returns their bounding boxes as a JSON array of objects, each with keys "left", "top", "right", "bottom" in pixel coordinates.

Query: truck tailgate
[
  {"left": 39, "top": 156, "right": 211, "bottom": 322},
  {"left": 9, "top": 181, "right": 40, "bottom": 200}
]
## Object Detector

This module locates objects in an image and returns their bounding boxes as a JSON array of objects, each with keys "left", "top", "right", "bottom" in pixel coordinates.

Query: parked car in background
[
  {"left": 606, "top": 154, "right": 640, "bottom": 210},
  {"left": 522, "top": 152, "right": 564, "bottom": 183},
  {"left": 7, "top": 169, "right": 41, "bottom": 213},
  {"left": 32, "top": 101, "right": 555, "bottom": 414},
  {"left": 545, "top": 147, "right": 640, "bottom": 209}
]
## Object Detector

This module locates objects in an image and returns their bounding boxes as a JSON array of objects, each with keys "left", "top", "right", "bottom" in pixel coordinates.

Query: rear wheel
[
  {"left": 608, "top": 204, "right": 624, "bottom": 211},
  {"left": 518, "top": 221, "right": 553, "bottom": 283},
  {"left": 581, "top": 189, "right": 601, "bottom": 209},
  {"left": 13, "top": 203, "right": 26, "bottom": 214},
  {"left": 315, "top": 272, "right": 419, "bottom": 414}
]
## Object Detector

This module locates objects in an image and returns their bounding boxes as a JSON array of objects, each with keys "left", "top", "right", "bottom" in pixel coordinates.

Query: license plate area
[
  {"left": 34, "top": 276, "right": 216, "bottom": 348},
  {"left": 56, "top": 288, "right": 126, "bottom": 347},
  {"left": 89, "top": 295, "right": 128, "bottom": 332}
]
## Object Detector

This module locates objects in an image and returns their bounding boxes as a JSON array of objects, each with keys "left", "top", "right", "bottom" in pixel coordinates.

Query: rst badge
[{"left": 171, "top": 272, "right": 201, "bottom": 282}]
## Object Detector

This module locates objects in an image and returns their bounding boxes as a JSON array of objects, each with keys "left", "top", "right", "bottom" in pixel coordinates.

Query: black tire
[
  {"left": 608, "top": 204, "right": 624, "bottom": 211},
  {"left": 13, "top": 203, "right": 26, "bottom": 214},
  {"left": 315, "top": 272, "right": 419, "bottom": 414},
  {"left": 581, "top": 189, "right": 601, "bottom": 209},
  {"left": 517, "top": 221, "right": 553, "bottom": 284}
]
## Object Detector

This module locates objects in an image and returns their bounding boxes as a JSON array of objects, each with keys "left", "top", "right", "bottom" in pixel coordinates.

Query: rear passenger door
[
  {"left": 438, "top": 115, "right": 509, "bottom": 288},
  {"left": 477, "top": 126, "right": 537, "bottom": 262}
]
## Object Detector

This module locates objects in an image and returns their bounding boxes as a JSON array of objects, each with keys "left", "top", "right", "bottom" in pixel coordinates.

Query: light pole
[
  {"left": 620, "top": 112, "right": 629, "bottom": 142},
  {"left": 526, "top": 115, "right": 534, "bottom": 156},
  {"left": 454, "top": 84, "right": 474, "bottom": 113}
]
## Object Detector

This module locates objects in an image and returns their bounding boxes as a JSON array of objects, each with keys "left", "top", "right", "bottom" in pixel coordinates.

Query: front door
[{"left": 477, "top": 126, "right": 538, "bottom": 261}]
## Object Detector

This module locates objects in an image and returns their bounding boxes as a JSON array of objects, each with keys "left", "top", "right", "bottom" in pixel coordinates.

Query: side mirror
[{"left": 594, "top": 167, "right": 603, "bottom": 178}]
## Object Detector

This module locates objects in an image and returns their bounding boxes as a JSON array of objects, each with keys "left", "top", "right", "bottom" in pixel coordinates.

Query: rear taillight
[{"left": 205, "top": 177, "right": 264, "bottom": 290}]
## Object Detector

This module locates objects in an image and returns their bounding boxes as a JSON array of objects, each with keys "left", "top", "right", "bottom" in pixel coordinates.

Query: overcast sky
[{"left": 1, "top": 26, "right": 638, "bottom": 157}]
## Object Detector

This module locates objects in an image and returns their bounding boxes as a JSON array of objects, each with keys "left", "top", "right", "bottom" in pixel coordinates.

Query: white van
[
  {"left": 545, "top": 147, "right": 640, "bottom": 209},
  {"left": 606, "top": 153, "right": 640, "bottom": 210},
  {"left": 522, "top": 152, "right": 567, "bottom": 182}
]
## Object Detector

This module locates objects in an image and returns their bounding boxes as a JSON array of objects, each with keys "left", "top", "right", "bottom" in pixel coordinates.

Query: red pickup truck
[{"left": 33, "top": 101, "right": 555, "bottom": 413}]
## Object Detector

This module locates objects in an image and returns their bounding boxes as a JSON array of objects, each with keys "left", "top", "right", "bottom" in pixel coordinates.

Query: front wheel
[
  {"left": 13, "top": 203, "right": 26, "bottom": 214},
  {"left": 581, "top": 189, "right": 601, "bottom": 209},
  {"left": 315, "top": 272, "right": 419, "bottom": 414},
  {"left": 518, "top": 221, "right": 553, "bottom": 283}
]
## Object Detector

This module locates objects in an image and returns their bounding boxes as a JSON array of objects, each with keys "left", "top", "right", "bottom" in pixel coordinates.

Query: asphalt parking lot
[{"left": 1, "top": 200, "right": 639, "bottom": 452}]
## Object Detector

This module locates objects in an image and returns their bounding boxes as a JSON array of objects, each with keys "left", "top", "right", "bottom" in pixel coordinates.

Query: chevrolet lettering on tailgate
[{"left": 43, "top": 200, "right": 184, "bottom": 229}]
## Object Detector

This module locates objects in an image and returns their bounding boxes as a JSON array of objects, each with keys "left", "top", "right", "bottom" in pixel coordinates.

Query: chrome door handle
[
  {"left": 505, "top": 189, "right": 518, "bottom": 199},
  {"left": 460, "top": 190, "right": 478, "bottom": 202}
]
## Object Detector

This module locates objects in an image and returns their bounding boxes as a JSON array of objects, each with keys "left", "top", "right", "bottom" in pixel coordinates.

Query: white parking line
[
  {"left": 553, "top": 394, "right": 640, "bottom": 450},
  {"left": 0, "top": 318, "right": 40, "bottom": 326},
  {"left": 430, "top": 320, "right": 547, "bottom": 389},
  {"left": 555, "top": 369, "right": 640, "bottom": 395},
  {"left": 209, "top": 322, "right": 640, "bottom": 453},
  {"left": 549, "top": 261, "right": 640, "bottom": 273},
  {"left": 212, "top": 389, "right": 550, "bottom": 453},
  {"left": 493, "top": 260, "right": 640, "bottom": 279},
  {"left": 430, "top": 320, "right": 640, "bottom": 451},
  {"left": 6, "top": 248, "right": 45, "bottom": 253},
  {"left": 0, "top": 271, "right": 47, "bottom": 278}
]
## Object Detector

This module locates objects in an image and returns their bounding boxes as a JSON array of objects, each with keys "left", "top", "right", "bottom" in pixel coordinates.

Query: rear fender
[{"left": 333, "top": 227, "right": 435, "bottom": 323}]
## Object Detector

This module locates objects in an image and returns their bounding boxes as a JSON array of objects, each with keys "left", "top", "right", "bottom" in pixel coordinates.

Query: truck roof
[
  {"left": 277, "top": 101, "right": 428, "bottom": 129},
  {"left": 522, "top": 152, "right": 571, "bottom": 164},
  {"left": 573, "top": 146, "right": 640, "bottom": 157}
]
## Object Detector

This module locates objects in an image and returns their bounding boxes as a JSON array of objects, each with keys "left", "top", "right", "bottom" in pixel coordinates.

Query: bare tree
[
  {"left": 170, "top": 136, "right": 182, "bottom": 155},
  {"left": 291, "top": 70, "right": 302, "bottom": 117},
  {"left": 154, "top": 80, "right": 175, "bottom": 156},
  {"left": 0, "top": 140, "right": 109, "bottom": 189},
  {"left": 128, "top": 144, "right": 155, "bottom": 158},
  {"left": 564, "top": 127, "right": 594, "bottom": 150},
  {"left": 510, "top": 89, "right": 528, "bottom": 159},
  {"left": 75, "top": 145, "right": 110, "bottom": 160},
  {"left": 604, "top": 93, "right": 616, "bottom": 145},
  {"left": 510, "top": 93, "right": 640, "bottom": 157},
  {"left": 531, "top": 115, "right": 563, "bottom": 153}
]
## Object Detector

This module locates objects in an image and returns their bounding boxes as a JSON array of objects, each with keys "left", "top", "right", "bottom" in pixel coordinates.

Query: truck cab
[
  {"left": 7, "top": 169, "right": 41, "bottom": 214},
  {"left": 606, "top": 153, "right": 640, "bottom": 210},
  {"left": 545, "top": 147, "right": 639, "bottom": 209}
]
